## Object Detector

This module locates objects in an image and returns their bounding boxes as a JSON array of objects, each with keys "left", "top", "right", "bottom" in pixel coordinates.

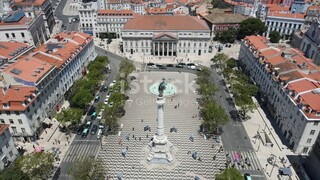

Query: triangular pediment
[{"left": 153, "top": 33, "right": 177, "bottom": 40}]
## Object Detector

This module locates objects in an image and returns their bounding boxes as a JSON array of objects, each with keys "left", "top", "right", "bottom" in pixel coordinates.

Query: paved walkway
[
  {"left": 237, "top": 98, "right": 299, "bottom": 180},
  {"left": 62, "top": 0, "right": 80, "bottom": 16},
  {"left": 16, "top": 101, "right": 75, "bottom": 167},
  {"left": 98, "top": 72, "right": 226, "bottom": 179},
  {"left": 94, "top": 38, "right": 240, "bottom": 68}
]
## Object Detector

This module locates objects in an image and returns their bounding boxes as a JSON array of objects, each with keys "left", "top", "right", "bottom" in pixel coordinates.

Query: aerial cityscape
[{"left": 0, "top": 0, "right": 319, "bottom": 179}]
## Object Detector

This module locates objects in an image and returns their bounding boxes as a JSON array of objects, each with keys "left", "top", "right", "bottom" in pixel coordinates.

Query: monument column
[
  {"left": 167, "top": 42, "right": 169, "bottom": 56},
  {"left": 156, "top": 96, "right": 165, "bottom": 139},
  {"left": 158, "top": 42, "right": 160, "bottom": 56},
  {"left": 162, "top": 42, "right": 164, "bottom": 56}
]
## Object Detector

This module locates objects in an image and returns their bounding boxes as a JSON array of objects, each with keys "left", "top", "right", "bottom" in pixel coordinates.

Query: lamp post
[{"left": 269, "top": 154, "right": 277, "bottom": 177}]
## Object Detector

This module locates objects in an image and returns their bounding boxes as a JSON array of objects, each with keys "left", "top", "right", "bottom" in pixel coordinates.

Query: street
[{"left": 58, "top": 48, "right": 123, "bottom": 179}]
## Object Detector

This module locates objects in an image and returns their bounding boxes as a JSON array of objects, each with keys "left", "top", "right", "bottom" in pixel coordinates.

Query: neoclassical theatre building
[{"left": 121, "top": 15, "right": 211, "bottom": 57}]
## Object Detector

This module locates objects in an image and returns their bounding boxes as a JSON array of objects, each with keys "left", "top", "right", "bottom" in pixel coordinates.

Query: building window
[
  {"left": 11, "top": 33, "right": 15, "bottom": 38},
  {"left": 0, "top": 119, "right": 4, "bottom": 123},
  {"left": 9, "top": 119, "right": 14, "bottom": 124},
  {"left": 310, "top": 130, "right": 315, "bottom": 135},
  {"left": 21, "top": 128, "right": 26, "bottom": 134},
  {"left": 1, "top": 133, "right": 6, "bottom": 140},
  {"left": 18, "top": 119, "right": 23, "bottom": 124},
  {"left": 307, "top": 138, "right": 312, "bottom": 143},
  {"left": 314, "top": 122, "right": 319, "bottom": 126},
  {"left": 21, "top": 33, "right": 25, "bottom": 38},
  {"left": 5, "top": 142, "right": 9, "bottom": 148},
  {"left": 302, "top": 147, "right": 309, "bottom": 154},
  {"left": 5, "top": 111, "right": 10, "bottom": 115},
  {"left": 0, "top": 149, "right": 2, "bottom": 155},
  {"left": 5, "top": 33, "right": 9, "bottom": 39},
  {"left": 12, "top": 127, "right": 17, "bottom": 133},
  {"left": 15, "top": 111, "right": 19, "bottom": 115},
  {"left": 9, "top": 151, "right": 13, "bottom": 157}
]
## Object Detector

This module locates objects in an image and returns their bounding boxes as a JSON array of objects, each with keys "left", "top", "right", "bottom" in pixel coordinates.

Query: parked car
[
  {"left": 159, "top": 65, "right": 167, "bottom": 69},
  {"left": 99, "top": 123, "right": 105, "bottom": 129},
  {"left": 112, "top": 80, "right": 116, "bottom": 84},
  {"left": 87, "top": 106, "right": 95, "bottom": 116},
  {"left": 166, "top": 64, "right": 174, "bottom": 67},
  {"left": 187, "top": 65, "right": 196, "bottom": 70},
  {"left": 94, "top": 95, "right": 100, "bottom": 102},
  {"left": 104, "top": 98, "right": 109, "bottom": 105},
  {"left": 101, "top": 85, "right": 108, "bottom": 92},
  {"left": 147, "top": 62, "right": 154, "bottom": 66},
  {"left": 175, "top": 64, "right": 183, "bottom": 68},
  {"left": 106, "top": 93, "right": 110, "bottom": 99},
  {"left": 97, "top": 109, "right": 104, "bottom": 120},
  {"left": 91, "top": 125, "right": 98, "bottom": 135},
  {"left": 149, "top": 65, "right": 157, "bottom": 69},
  {"left": 178, "top": 62, "right": 186, "bottom": 66},
  {"left": 108, "top": 102, "right": 113, "bottom": 107}
]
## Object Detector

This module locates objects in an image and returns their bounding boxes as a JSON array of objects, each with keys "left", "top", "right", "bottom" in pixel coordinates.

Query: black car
[
  {"left": 147, "top": 62, "right": 154, "bottom": 66},
  {"left": 229, "top": 110, "right": 241, "bottom": 121},
  {"left": 187, "top": 63, "right": 195, "bottom": 66},
  {"left": 175, "top": 64, "right": 183, "bottom": 68},
  {"left": 166, "top": 64, "right": 174, "bottom": 67},
  {"left": 91, "top": 125, "right": 98, "bottom": 135},
  {"left": 178, "top": 62, "right": 186, "bottom": 66},
  {"left": 101, "top": 85, "right": 108, "bottom": 92},
  {"left": 159, "top": 65, "right": 167, "bottom": 69},
  {"left": 87, "top": 106, "right": 96, "bottom": 116},
  {"left": 156, "top": 64, "right": 163, "bottom": 67},
  {"left": 77, "top": 125, "right": 85, "bottom": 135}
]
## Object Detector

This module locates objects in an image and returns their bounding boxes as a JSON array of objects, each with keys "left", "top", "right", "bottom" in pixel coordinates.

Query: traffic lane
[{"left": 210, "top": 70, "right": 253, "bottom": 151}]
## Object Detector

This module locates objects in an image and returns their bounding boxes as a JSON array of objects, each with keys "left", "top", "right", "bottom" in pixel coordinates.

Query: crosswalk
[
  {"left": 226, "top": 150, "right": 262, "bottom": 171},
  {"left": 62, "top": 143, "right": 100, "bottom": 163}
]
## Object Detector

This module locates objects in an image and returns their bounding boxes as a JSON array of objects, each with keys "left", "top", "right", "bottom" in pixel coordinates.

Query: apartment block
[
  {"left": 0, "top": 32, "right": 97, "bottom": 142},
  {"left": 0, "top": 124, "right": 19, "bottom": 170},
  {"left": 239, "top": 35, "right": 320, "bottom": 154}
]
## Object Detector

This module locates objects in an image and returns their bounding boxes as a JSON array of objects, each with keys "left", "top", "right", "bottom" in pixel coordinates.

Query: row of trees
[
  {"left": 211, "top": 53, "right": 258, "bottom": 118},
  {"left": 214, "top": 18, "right": 280, "bottom": 43},
  {"left": 102, "top": 60, "right": 135, "bottom": 131},
  {"left": 56, "top": 56, "right": 109, "bottom": 127},
  {"left": 196, "top": 67, "right": 229, "bottom": 134},
  {"left": 0, "top": 152, "right": 54, "bottom": 180}
]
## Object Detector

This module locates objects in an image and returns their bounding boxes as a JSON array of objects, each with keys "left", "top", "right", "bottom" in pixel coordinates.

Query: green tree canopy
[
  {"left": 201, "top": 100, "right": 229, "bottom": 133},
  {"left": 0, "top": 162, "right": 30, "bottom": 180},
  {"left": 56, "top": 108, "right": 84, "bottom": 126},
  {"left": 16, "top": 152, "right": 54, "bottom": 180},
  {"left": 70, "top": 89, "right": 94, "bottom": 109},
  {"left": 211, "top": 53, "right": 229, "bottom": 67},
  {"left": 214, "top": 28, "right": 238, "bottom": 44},
  {"left": 69, "top": 157, "right": 106, "bottom": 180},
  {"left": 269, "top": 30, "right": 281, "bottom": 43},
  {"left": 215, "top": 168, "right": 243, "bottom": 180},
  {"left": 237, "top": 18, "right": 267, "bottom": 40}
]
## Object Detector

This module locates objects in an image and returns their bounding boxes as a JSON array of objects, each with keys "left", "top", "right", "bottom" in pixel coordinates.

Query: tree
[
  {"left": 70, "top": 89, "right": 94, "bottom": 109},
  {"left": 269, "top": 30, "right": 281, "bottom": 43},
  {"left": 0, "top": 162, "right": 30, "bottom": 180},
  {"left": 56, "top": 108, "right": 84, "bottom": 126},
  {"left": 237, "top": 18, "right": 267, "bottom": 40},
  {"left": 211, "top": 0, "right": 233, "bottom": 9},
  {"left": 211, "top": 53, "right": 229, "bottom": 70},
  {"left": 214, "top": 28, "right": 238, "bottom": 44},
  {"left": 198, "top": 83, "right": 217, "bottom": 99},
  {"left": 201, "top": 100, "right": 229, "bottom": 134},
  {"left": 16, "top": 152, "right": 54, "bottom": 180},
  {"left": 69, "top": 157, "right": 106, "bottom": 180},
  {"left": 215, "top": 168, "right": 242, "bottom": 180}
]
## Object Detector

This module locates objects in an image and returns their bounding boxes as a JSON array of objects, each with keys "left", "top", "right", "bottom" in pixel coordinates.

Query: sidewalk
[
  {"left": 16, "top": 101, "right": 75, "bottom": 167},
  {"left": 241, "top": 98, "right": 299, "bottom": 180},
  {"left": 94, "top": 38, "right": 240, "bottom": 68}
]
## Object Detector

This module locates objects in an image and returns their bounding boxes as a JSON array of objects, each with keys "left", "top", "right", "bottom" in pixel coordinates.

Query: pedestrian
[
  {"left": 139, "top": 137, "right": 141, "bottom": 141},
  {"left": 132, "top": 127, "right": 135, "bottom": 131},
  {"left": 213, "top": 155, "right": 216, "bottom": 160},
  {"left": 126, "top": 146, "right": 129, "bottom": 150},
  {"left": 45, "top": 130, "right": 47, "bottom": 134},
  {"left": 212, "top": 144, "right": 214, "bottom": 148},
  {"left": 33, "top": 145, "right": 35, "bottom": 149},
  {"left": 141, "top": 119, "right": 143, "bottom": 122},
  {"left": 146, "top": 134, "right": 149, "bottom": 138},
  {"left": 135, "top": 137, "right": 137, "bottom": 140},
  {"left": 178, "top": 103, "right": 180, "bottom": 107},
  {"left": 133, "top": 134, "right": 135, "bottom": 138},
  {"left": 58, "top": 140, "right": 60, "bottom": 144}
]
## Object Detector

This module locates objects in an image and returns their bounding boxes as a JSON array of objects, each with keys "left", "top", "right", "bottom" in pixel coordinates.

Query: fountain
[{"left": 149, "top": 80, "right": 177, "bottom": 97}]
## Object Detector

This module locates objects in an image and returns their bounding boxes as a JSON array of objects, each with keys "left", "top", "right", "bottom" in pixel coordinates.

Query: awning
[{"left": 279, "top": 167, "right": 292, "bottom": 176}]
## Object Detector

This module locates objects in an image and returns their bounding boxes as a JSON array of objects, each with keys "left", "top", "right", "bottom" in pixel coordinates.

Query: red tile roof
[
  {"left": 123, "top": 15, "right": 210, "bottom": 31},
  {"left": 268, "top": 11, "right": 305, "bottom": 19},
  {"left": 267, "top": 4, "right": 290, "bottom": 12},
  {"left": 0, "top": 124, "right": 9, "bottom": 135},
  {"left": 13, "top": 0, "right": 46, "bottom": 6},
  {"left": 0, "top": 85, "right": 37, "bottom": 111},
  {"left": 0, "top": 42, "right": 30, "bottom": 60}
]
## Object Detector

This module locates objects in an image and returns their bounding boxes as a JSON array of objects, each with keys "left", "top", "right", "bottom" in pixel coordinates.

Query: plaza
[{"left": 98, "top": 72, "right": 226, "bottom": 179}]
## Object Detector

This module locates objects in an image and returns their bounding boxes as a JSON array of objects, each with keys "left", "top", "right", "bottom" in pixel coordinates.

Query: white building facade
[
  {"left": 79, "top": 1, "right": 98, "bottom": 35},
  {"left": 265, "top": 12, "right": 305, "bottom": 39},
  {"left": 239, "top": 35, "right": 320, "bottom": 154},
  {"left": 122, "top": 16, "right": 211, "bottom": 57},
  {"left": 95, "top": 9, "right": 135, "bottom": 38},
  {"left": 0, "top": 11, "right": 49, "bottom": 46},
  {"left": 300, "top": 21, "right": 320, "bottom": 65},
  {"left": 0, "top": 32, "right": 97, "bottom": 141},
  {"left": 0, "top": 124, "right": 19, "bottom": 170}
]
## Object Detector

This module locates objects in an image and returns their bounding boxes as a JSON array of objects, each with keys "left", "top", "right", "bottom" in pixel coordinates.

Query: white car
[
  {"left": 108, "top": 102, "right": 113, "bottom": 107},
  {"left": 149, "top": 65, "right": 157, "bottom": 69},
  {"left": 104, "top": 98, "right": 109, "bottom": 105},
  {"left": 112, "top": 80, "right": 116, "bottom": 83},
  {"left": 187, "top": 65, "right": 196, "bottom": 70},
  {"left": 106, "top": 93, "right": 110, "bottom": 99},
  {"left": 109, "top": 82, "right": 115, "bottom": 87},
  {"left": 97, "top": 129, "right": 102, "bottom": 139},
  {"left": 97, "top": 109, "right": 104, "bottom": 120}
]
